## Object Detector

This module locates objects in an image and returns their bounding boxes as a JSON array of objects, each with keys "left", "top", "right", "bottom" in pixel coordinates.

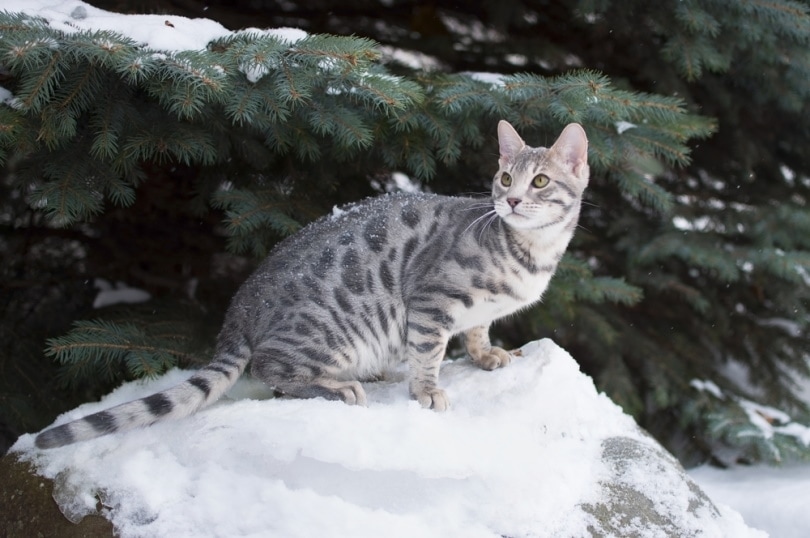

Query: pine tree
[{"left": 1, "top": 0, "right": 809, "bottom": 464}]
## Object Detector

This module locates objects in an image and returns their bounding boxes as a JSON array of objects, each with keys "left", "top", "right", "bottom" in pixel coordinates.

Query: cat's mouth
[
  {"left": 503, "top": 211, "right": 534, "bottom": 227},
  {"left": 507, "top": 207, "right": 531, "bottom": 219},
  {"left": 497, "top": 207, "right": 526, "bottom": 221},
  {"left": 496, "top": 204, "right": 538, "bottom": 227}
]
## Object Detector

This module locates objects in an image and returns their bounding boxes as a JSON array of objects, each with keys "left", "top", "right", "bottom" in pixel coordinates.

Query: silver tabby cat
[{"left": 35, "top": 120, "right": 589, "bottom": 449}]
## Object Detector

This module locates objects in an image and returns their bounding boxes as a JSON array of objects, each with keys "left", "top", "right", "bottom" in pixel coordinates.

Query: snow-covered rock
[{"left": 7, "top": 339, "right": 764, "bottom": 537}]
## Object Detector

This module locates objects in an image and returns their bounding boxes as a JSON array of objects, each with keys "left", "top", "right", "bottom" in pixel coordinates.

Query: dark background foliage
[{"left": 2, "top": 0, "right": 809, "bottom": 464}]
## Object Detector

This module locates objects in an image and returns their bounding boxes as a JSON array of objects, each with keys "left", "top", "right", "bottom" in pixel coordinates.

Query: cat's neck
[{"left": 499, "top": 211, "right": 579, "bottom": 252}]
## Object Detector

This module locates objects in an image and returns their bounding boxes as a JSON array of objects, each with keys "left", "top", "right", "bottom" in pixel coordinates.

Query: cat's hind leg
[{"left": 250, "top": 347, "right": 367, "bottom": 406}]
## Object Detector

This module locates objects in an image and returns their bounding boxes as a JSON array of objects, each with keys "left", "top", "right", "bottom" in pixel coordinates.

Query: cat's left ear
[
  {"left": 550, "top": 123, "right": 589, "bottom": 183},
  {"left": 498, "top": 120, "right": 525, "bottom": 166}
]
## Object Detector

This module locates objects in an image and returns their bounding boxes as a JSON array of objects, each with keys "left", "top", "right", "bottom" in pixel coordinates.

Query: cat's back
[
  {"left": 231, "top": 193, "right": 484, "bottom": 309},
  {"left": 220, "top": 192, "right": 485, "bottom": 353},
  {"left": 264, "top": 192, "right": 476, "bottom": 265}
]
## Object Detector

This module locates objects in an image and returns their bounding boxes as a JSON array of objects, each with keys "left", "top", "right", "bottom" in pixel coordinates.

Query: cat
[{"left": 35, "top": 120, "right": 589, "bottom": 449}]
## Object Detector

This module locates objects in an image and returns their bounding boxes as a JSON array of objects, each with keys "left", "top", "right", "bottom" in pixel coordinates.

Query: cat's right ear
[{"left": 498, "top": 120, "right": 525, "bottom": 166}]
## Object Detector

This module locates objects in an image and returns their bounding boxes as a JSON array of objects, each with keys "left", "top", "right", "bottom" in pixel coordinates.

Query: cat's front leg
[
  {"left": 406, "top": 317, "right": 451, "bottom": 411},
  {"left": 464, "top": 325, "right": 512, "bottom": 370}
]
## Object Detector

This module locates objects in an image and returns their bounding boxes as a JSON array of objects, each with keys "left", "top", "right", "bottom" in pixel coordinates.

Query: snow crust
[
  {"left": 13, "top": 340, "right": 763, "bottom": 538},
  {"left": 4, "top": 0, "right": 231, "bottom": 52},
  {"left": 2, "top": 0, "right": 305, "bottom": 56}
]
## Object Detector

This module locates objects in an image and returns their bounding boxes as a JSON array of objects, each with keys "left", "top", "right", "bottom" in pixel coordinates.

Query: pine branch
[
  {"left": 44, "top": 299, "right": 215, "bottom": 389},
  {"left": 610, "top": 169, "right": 674, "bottom": 213},
  {"left": 212, "top": 185, "right": 303, "bottom": 256},
  {"left": 88, "top": 92, "right": 128, "bottom": 161},
  {"left": 574, "top": 276, "right": 644, "bottom": 306},
  {"left": 0, "top": 107, "right": 27, "bottom": 165},
  {"left": 149, "top": 50, "right": 230, "bottom": 119},
  {"left": 349, "top": 70, "right": 424, "bottom": 111},
  {"left": 638, "top": 274, "right": 712, "bottom": 314},
  {"left": 661, "top": 33, "right": 726, "bottom": 80},
  {"left": 288, "top": 34, "right": 380, "bottom": 71},
  {"left": 577, "top": 306, "right": 621, "bottom": 346},
  {"left": 306, "top": 101, "right": 373, "bottom": 150},
  {"left": 746, "top": 248, "right": 810, "bottom": 284},
  {"left": 674, "top": 1, "right": 722, "bottom": 36},
  {"left": 692, "top": 382, "right": 810, "bottom": 463},
  {"left": 223, "top": 77, "right": 291, "bottom": 127},
  {"left": 598, "top": 354, "right": 645, "bottom": 417},
  {"left": 123, "top": 124, "right": 218, "bottom": 166},
  {"left": 46, "top": 319, "right": 195, "bottom": 387},
  {"left": 637, "top": 231, "right": 741, "bottom": 282}
]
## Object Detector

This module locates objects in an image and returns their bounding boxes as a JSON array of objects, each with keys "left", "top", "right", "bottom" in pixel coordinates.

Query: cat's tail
[{"left": 34, "top": 338, "right": 251, "bottom": 449}]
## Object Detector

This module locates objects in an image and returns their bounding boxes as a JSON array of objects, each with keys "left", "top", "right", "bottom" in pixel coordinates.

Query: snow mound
[{"left": 12, "top": 340, "right": 764, "bottom": 537}]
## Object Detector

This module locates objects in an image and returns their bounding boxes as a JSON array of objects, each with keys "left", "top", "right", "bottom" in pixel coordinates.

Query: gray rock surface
[{"left": 583, "top": 436, "right": 734, "bottom": 537}]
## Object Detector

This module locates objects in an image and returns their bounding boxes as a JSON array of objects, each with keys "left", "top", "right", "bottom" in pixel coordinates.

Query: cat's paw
[
  {"left": 472, "top": 346, "right": 512, "bottom": 370},
  {"left": 411, "top": 386, "right": 450, "bottom": 411},
  {"left": 315, "top": 379, "right": 367, "bottom": 406},
  {"left": 337, "top": 380, "right": 368, "bottom": 406}
]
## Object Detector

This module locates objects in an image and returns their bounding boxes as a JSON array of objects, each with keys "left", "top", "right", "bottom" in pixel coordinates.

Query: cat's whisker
[
  {"left": 462, "top": 209, "right": 498, "bottom": 236},
  {"left": 458, "top": 191, "right": 491, "bottom": 197},
  {"left": 456, "top": 202, "right": 494, "bottom": 212},
  {"left": 477, "top": 213, "right": 499, "bottom": 243},
  {"left": 476, "top": 212, "right": 498, "bottom": 240}
]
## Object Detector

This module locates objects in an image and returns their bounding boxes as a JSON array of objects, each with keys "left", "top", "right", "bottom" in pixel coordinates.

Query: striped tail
[{"left": 35, "top": 344, "right": 250, "bottom": 449}]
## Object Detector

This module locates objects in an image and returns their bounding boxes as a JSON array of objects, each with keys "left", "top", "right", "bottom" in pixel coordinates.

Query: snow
[
  {"left": 92, "top": 278, "right": 151, "bottom": 308},
  {"left": 740, "top": 399, "right": 810, "bottom": 446},
  {"left": 11, "top": 339, "right": 763, "bottom": 537},
  {"left": 615, "top": 120, "right": 637, "bottom": 134},
  {"left": 370, "top": 171, "right": 423, "bottom": 193},
  {"left": 691, "top": 378, "right": 725, "bottom": 399},
  {"left": 0, "top": 86, "right": 13, "bottom": 105},
  {"left": 3, "top": 0, "right": 232, "bottom": 53},
  {"left": 690, "top": 464, "right": 810, "bottom": 538},
  {"left": 390, "top": 171, "right": 422, "bottom": 193},
  {"left": 692, "top": 375, "right": 810, "bottom": 451},
  {"left": 378, "top": 45, "right": 443, "bottom": 71},
  {"left": 466, "top": 72, "right": 506, "bottom": 86},
  {"left": 1, "top": 1, "right": 306, "bottom": 56}
]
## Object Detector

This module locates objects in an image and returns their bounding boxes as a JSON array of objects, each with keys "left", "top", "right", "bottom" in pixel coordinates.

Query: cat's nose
[{"left": 507, "top": 198, "right": 521, "bottom": 208}]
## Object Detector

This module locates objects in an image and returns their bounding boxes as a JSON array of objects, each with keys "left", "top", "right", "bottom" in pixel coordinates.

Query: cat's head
[{"left": 492, "top": 121, "right": 589, "bottom": 231}]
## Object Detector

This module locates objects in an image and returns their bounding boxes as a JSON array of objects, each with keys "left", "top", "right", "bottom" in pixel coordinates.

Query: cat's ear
[
  {"left": 550, "top": 123, "right": 589, "bottom": 181},
  {"left": 498, "top": 120, "right": 525, "bottom": 166}
]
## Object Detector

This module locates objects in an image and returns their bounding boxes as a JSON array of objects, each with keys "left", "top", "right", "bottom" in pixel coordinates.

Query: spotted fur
[{"left": 35, "top": 121, "right": 589, "bottom": 449}]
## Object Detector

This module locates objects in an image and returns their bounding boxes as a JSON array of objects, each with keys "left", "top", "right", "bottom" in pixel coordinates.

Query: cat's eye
[
  {"left": 532, "top": 174, "right": 550, "bottom": 189},
  {"left": 500, "top": 173, "right": 512, "bottom": 187}
]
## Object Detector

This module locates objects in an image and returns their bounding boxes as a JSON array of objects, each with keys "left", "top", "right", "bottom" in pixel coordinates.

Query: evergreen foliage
[
  {"left": 2, "top": 0, "right": 809, "bottom": 464},
  {"left": 45, "top": 301, "right": 214, "bottom": 387}
]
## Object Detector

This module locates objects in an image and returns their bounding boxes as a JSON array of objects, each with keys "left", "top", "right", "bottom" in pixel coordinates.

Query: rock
[
  {"left": 583, "top": 435, "right": 742, "bottom": 537},
  {"left": 0, "top": 452, "right": 113, "bottom": 538}
]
